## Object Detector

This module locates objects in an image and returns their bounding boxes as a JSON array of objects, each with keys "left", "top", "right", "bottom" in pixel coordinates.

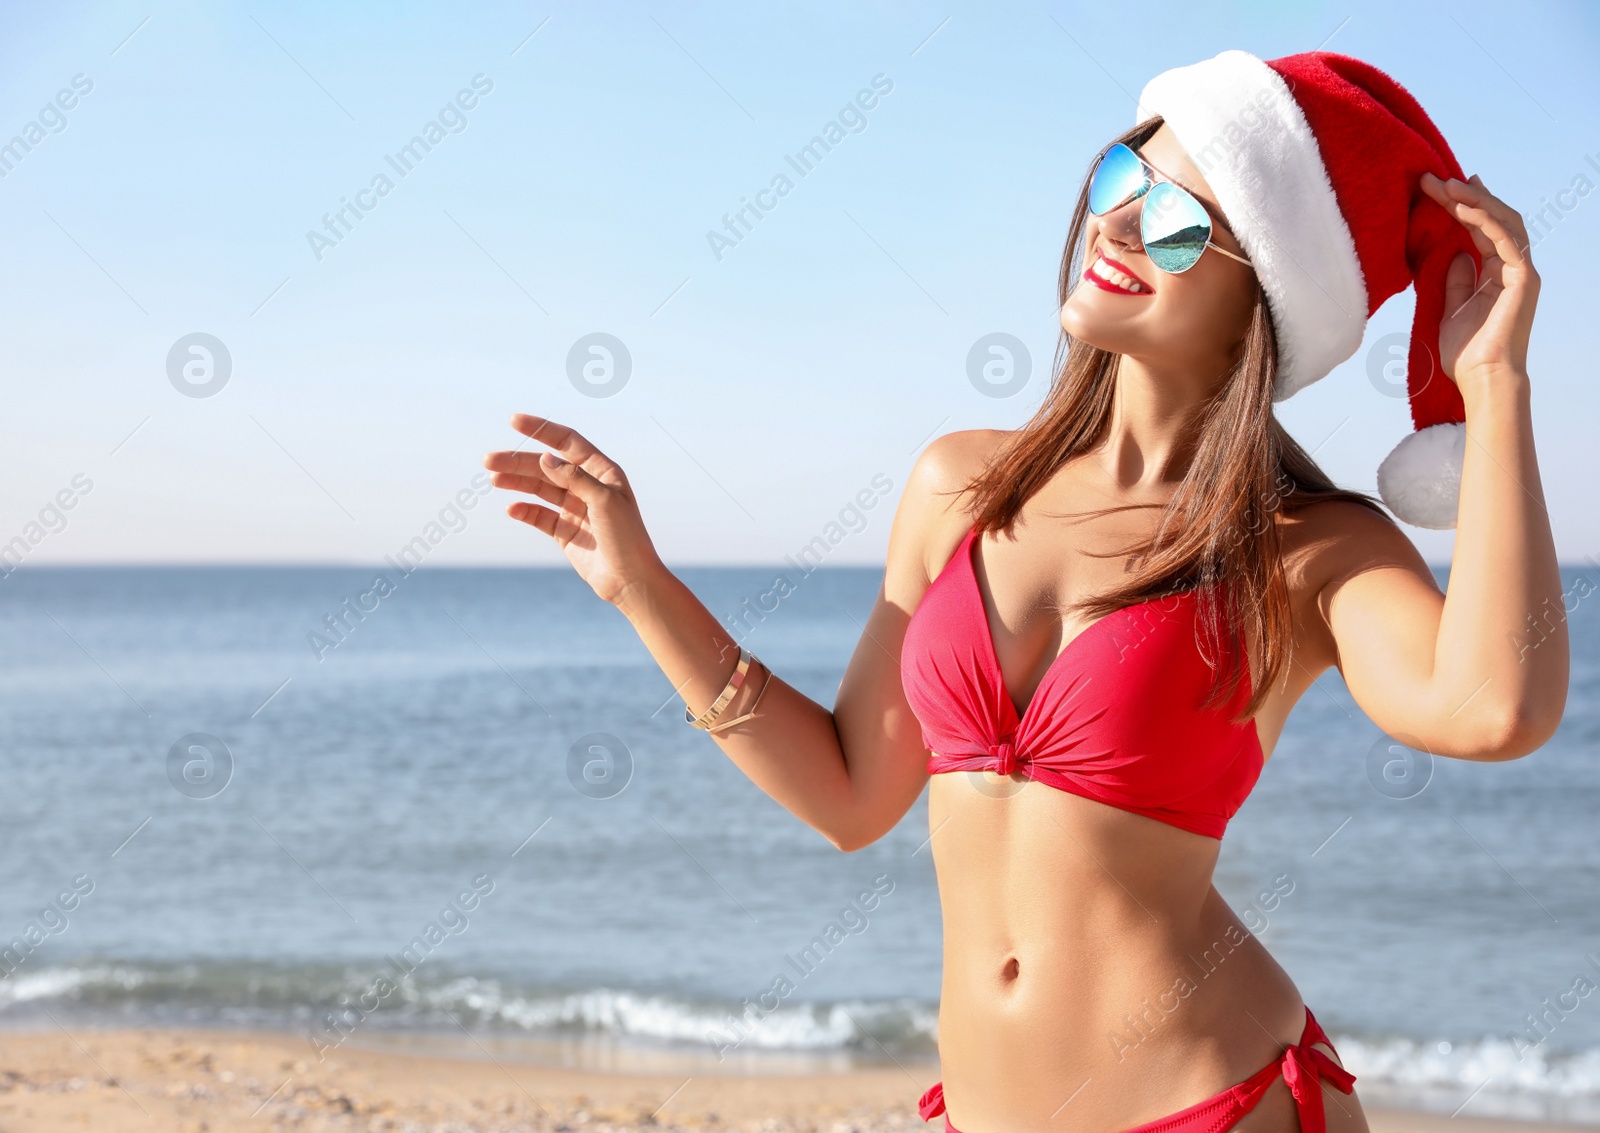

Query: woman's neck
[{"left": 1092, "top": 353, "right": 1215, "bottom": 490}]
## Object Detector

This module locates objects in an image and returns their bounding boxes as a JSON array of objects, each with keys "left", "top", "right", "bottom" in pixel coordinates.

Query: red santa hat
[{"left": 1133, "top": 49, "right": 1482, "bottom": 529}]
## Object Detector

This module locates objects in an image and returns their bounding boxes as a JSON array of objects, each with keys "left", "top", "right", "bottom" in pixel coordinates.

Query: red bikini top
[{"left": 900, "top": 525, "right": 1264, "bottom": 839}]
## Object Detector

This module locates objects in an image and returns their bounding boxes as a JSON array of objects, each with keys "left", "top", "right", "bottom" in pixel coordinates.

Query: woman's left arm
[{"left": 1323, "top": 171, "right": 1568, "bottom": 760}]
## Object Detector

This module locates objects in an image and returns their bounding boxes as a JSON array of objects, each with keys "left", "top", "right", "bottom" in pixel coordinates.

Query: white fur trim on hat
[
  {"left": 1133, "top": 50, "right": 1368, "bottom": 401},
  {"left": 1376, "top": 421, "right": 1466, "bottom": 529}
]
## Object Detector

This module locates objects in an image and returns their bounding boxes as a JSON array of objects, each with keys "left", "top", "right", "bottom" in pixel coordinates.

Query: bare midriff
[{"left": 927, "top": 769, "right": 1310, "bottom": 1132}]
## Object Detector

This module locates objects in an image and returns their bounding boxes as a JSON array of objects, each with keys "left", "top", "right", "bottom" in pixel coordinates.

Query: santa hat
[{"left": 1132, "top": 49, "right": 1481, "bottom": 529}]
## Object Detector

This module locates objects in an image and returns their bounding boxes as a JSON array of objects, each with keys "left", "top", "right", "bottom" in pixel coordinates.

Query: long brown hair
[{"left": 957, "top": 114, "right": 1388, "bottom": 720}]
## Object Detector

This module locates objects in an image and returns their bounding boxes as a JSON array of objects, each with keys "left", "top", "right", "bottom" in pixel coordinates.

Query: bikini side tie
[{"left": 1280, "top": 1036, "right": 1357, "bottom": 1133}]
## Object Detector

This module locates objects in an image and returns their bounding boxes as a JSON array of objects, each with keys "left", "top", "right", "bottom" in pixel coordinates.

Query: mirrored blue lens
[
  {"left": 1088, "top": 143, "right": 1147, "bottom": 216},
  {"left": 1141, "top": 181, "right": 1212, "bottom": 273}
]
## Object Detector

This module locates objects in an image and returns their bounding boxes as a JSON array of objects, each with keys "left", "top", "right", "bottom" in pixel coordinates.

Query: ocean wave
[
  {"left": 10, "top": 961, "right": 1600, "bottom": 1115},
  {"left": 0, "top": 960, "right": 939, "bottom": 1054},
  {"left": 1340, "top": 1031, "right": 1600, "bottom": 1099}
]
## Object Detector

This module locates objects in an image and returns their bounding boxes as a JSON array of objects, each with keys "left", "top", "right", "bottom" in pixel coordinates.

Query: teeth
[{"left": 1092, "top": 256, "right": 1145, "bottom": 293}]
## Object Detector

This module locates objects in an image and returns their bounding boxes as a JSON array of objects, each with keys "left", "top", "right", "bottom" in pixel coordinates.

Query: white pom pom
[{"left": 1376, "top": 422, "right": 1467, "bottom": 530}]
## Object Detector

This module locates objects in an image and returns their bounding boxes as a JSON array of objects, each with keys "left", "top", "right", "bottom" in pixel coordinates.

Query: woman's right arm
[{"left": 484, "top": 414, "right": 981, "bottom": 851}]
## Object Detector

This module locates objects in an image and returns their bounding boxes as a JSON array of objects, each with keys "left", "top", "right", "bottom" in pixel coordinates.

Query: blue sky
[{"left": 2, "top": 0, "right": 1596, "bottom": 567}]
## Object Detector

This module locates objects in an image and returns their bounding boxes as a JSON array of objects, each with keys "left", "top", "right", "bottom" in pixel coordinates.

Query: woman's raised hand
[
  {"left": 483, "top": 414, "right": 666, "bottom": 608},
  {"left": 1419, "top": 171, "right": 1540, "bottom": 402}
]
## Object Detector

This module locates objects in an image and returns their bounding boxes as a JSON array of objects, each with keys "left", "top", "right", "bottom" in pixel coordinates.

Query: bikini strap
[
  {"left": 1280, "top": 1007, "right": 1357, "bottom": 1133},
  {"left": 1300, "top": 1005, "right": 1343, "bottom": 1059},
  {"left": 913, "top": 1010, "right": 1355, "bottom": 1133}
]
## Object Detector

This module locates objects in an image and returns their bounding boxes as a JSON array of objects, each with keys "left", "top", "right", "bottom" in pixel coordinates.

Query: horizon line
[{"left": 0, "top": 557, "right": 1488, "bottom": 573}]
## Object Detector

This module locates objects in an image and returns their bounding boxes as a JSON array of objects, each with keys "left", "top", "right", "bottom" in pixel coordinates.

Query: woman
[{"left": 483, "top": 50, "right": 1567, "bottom": 1133}]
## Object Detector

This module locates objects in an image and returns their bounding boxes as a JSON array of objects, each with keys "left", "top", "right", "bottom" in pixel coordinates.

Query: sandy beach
[{"left": 0, "top": 1027, "right": 1592, "bottom": 1133}]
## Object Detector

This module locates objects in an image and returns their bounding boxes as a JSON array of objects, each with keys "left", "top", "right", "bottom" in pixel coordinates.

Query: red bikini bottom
[{"left": 917, "top": 1005, "right": 1355, "bottom": 1133}]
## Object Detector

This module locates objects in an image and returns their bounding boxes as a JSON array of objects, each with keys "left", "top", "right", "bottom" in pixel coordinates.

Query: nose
[{"left": 1095, "top": 194, "right": 1145, "bottom": 255}]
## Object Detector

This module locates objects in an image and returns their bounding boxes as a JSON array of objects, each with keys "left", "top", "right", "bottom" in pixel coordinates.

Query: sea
[{"left": 1, "top": 561, "right": 1597, "bottom": 1122}]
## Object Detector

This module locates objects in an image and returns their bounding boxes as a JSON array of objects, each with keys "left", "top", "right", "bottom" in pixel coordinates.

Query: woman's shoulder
[
  {"left": 1275, "top": 494, "right": 1436, "bottom": 605},
  {"left": 1279, "top": 494, "right": 1399, "bottom": 541},
  {"left": 890, "top": 429, "right": 1012, "bottom": 589},
  {"left": 908, "top": 428, "right": 1012, "bottom": 492},
  {"left": 901, "top": 428, "right": 1014, "bottom": 523}
]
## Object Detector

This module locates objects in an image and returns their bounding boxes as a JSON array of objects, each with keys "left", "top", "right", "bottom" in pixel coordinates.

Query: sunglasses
[{"left": 1088, "top": 142, "right": 1254, "bottom": 275}]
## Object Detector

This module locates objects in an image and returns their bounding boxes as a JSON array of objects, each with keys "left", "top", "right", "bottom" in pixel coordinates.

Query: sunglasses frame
[{"left": 1089, "top": 142, "right": 1254, "bottom": 274}]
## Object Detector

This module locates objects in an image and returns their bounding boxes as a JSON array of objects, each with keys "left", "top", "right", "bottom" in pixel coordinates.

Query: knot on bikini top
[{"left": 988, "top": 739, "right": 1017, "bottom": 776}]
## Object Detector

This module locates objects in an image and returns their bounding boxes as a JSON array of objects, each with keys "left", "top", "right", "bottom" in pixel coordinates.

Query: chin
[{"left": 1060, "top": 292, "right": 1141, "bottom": 355}]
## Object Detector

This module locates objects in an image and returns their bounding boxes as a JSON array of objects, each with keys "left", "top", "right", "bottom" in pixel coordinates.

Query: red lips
[
  {"left": 1096, "top": 252, "right": 1152, "bottom": 289},
  {"left": 1081, "top": 249, "right": 1154, "bottom": 296}
]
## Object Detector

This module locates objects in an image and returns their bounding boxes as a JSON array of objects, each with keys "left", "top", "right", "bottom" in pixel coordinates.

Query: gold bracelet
[
  {"left": 705, "top": 661, "right": 774, "bottom": 734},
  {"left": 685, "top": 648, "right": 755, "bottom": 729}
]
